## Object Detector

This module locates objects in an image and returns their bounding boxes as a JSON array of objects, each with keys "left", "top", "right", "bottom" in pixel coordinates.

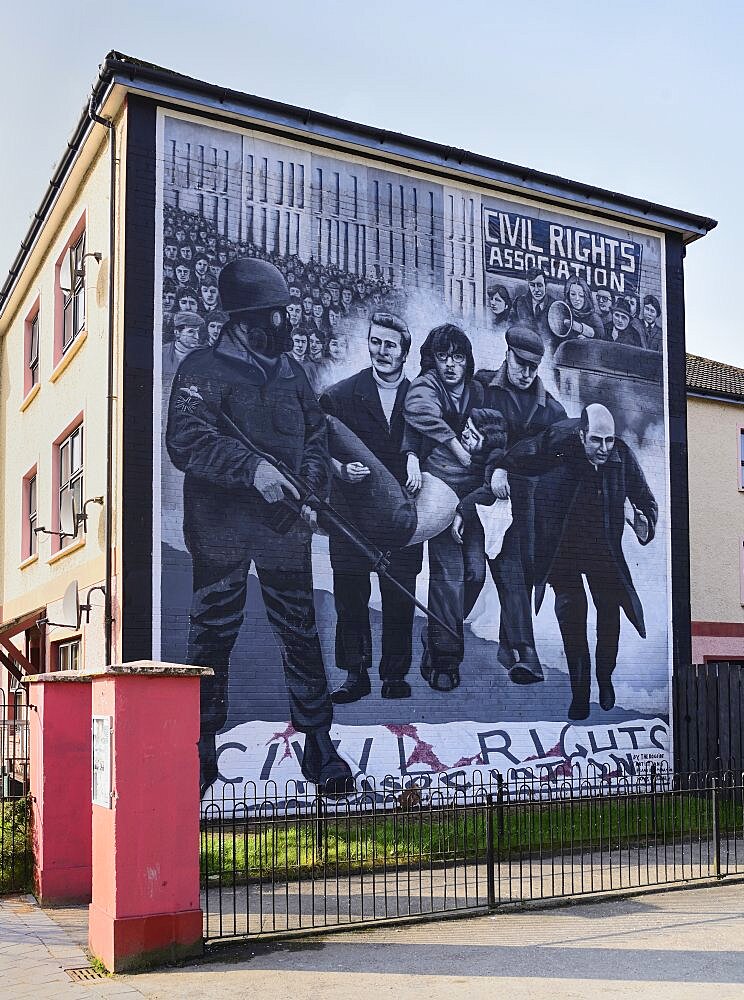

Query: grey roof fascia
[
  {"left": 686, "top": 388, "right": 744, "bottom": 405},
  {"left": 104, "top": 52, "right": 717, "bottom": 243},
  {"left": 0, "top": 72, "right": 117, "bottom": 321},
  {"left": 0, "top": 50, "right": 719, "bottom": 323}
]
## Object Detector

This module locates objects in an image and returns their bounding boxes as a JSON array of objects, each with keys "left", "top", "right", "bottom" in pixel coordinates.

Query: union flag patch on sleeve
[{"left": 174, "top": 384, "right": 204, "bottom": 415}]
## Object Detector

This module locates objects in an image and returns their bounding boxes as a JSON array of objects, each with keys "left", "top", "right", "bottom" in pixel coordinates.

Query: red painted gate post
[
  {"left": 25, "top": 672, "right": 93, "bottom": 905},
  {"left": 87, "top": 661, "right": 211, "bottom": 973}
]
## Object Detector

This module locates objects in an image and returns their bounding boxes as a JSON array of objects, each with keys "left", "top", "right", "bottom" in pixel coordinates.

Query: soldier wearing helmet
[{"left": 166, "top": 257, "right": 352, "bottom": 798}]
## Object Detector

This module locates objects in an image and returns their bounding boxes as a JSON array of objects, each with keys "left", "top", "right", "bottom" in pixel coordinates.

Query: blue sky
[{"left": 1, "top": 0, "right": 738, "bottom": 362}]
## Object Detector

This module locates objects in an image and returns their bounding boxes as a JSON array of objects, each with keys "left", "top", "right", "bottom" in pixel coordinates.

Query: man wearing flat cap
[
  {"left": 163, "top": 312, "right": 205, "bottom": 376},
  {"left": 473, "top": 326, "right": 566, "bottom": 683}
]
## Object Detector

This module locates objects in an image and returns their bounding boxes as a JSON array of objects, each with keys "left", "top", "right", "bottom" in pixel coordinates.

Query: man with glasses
[
  {"left": 403, "top": 324, "right": 483, "bottom": 692},
  {"left": 595, "top": 289, "right": 614, "bottom": 331},
  {"left": 473, "top": 326, "right": 566, "bottom": 684}
]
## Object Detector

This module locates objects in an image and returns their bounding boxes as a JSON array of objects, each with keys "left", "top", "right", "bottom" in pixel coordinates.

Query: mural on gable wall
[{"left": 154, "top": 112, "right": 671, "bottom": 805}]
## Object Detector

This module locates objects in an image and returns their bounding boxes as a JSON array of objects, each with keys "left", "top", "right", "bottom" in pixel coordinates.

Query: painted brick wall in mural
[{"left": 154, "top": 112, "right": 670, "bottom": 800}]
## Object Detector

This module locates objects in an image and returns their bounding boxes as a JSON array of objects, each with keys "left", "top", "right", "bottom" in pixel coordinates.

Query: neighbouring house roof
[{"left": 686, "top": 353, "right": 744, "bottom": 403}]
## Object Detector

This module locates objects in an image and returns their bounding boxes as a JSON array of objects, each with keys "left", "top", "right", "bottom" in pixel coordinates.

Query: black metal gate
[
  {"left": 0, "top": 687, "right": 31, "bottom": 894},
  {"left": 200, "top": 766, "right": 744, "bottom": 943}
]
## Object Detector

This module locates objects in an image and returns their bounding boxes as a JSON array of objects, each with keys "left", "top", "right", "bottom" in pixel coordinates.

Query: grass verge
[{"left": 201, "top": 792, "right": 743, "bottom": 886}]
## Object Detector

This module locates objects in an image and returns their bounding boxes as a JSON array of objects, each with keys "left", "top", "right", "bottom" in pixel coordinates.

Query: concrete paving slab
[
  {"left": 121, "top": 882, "right": 744, "bottom": 1000},
  {"left": 3, "top": 880, "right": 744, "bottom": 999},
  {"left": 0, "top": 895, "right": 145, "bottom": 999}
]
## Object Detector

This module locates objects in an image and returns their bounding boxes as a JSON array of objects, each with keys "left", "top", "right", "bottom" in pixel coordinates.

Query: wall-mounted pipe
[{"left": 86, "top": 95, "right": 115, "bottom": 668}]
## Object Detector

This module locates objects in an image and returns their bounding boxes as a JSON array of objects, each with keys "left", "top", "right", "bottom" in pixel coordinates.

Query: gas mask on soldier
[
  {"left": 243, "top": 306, "right": 291, "bottom": 359},
  {"left": 225, "top": 306, "right": 291, "bottom": 364},
  {"left": 218, "top": 259, "right": 292, "bottom": 361}
]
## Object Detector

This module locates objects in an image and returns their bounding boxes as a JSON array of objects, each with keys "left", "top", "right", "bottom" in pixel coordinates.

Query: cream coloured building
[
  {"left": 687, "top": 354, "right": 744, "bottom": 662},
  {"left": 0, "top": 53, "right": 717, "bottom": 785},
  {"left": 0, "top": 93, "right": 126, "bottom": 693}
]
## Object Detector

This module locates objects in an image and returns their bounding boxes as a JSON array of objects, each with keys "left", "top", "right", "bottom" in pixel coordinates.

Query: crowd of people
[
  {"left": 162, "top": 206, "right": 664, "bottom": 392},
  {"left": 163, "top": 236, "right": 664, "bottom": 793},
  {"left": 486, "top": 267, "right": 663, "bottom": 353},
  {"left": 161, "top": 203, "right": 402, "bottom": 388}
]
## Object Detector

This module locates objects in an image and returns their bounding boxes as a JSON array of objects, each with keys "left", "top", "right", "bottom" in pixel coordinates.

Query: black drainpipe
[{"left": 87, "top": 95, "right": 116, "bottom": 667}]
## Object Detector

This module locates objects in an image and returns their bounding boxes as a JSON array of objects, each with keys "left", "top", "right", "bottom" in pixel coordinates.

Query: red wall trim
[{"left": 691, "top": 621, "right": 744, "bottom": 637}]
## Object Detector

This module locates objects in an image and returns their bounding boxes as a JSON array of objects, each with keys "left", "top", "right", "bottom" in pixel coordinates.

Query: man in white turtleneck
[
  {"left": 320, "top": 312, "right": 423, "bottom": 706},
  {"left": 371, "top": 332, "right": 407, "bottom": 422}
]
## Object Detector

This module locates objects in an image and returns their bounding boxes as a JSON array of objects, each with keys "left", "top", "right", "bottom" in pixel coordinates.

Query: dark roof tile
[{"left": 686, "top": 353, "right": 744, "bottom": 401}]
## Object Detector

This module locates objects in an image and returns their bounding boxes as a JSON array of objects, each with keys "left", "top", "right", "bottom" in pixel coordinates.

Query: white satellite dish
[
  {"left": 60, "top": 492, "right": 77, "bottom": 538},
  {"left": 61, "top": 580, "right": 81, "bottom": 629}
]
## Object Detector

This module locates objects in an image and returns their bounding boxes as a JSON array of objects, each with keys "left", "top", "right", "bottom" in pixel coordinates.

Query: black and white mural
[{"left": 153, "top": 112, "right": 671, "bottom": 800}]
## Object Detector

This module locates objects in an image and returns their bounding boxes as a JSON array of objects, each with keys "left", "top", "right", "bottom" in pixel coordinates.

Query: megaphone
[{"left": 547, "top": 301, "right": 596, "bottom": 340}]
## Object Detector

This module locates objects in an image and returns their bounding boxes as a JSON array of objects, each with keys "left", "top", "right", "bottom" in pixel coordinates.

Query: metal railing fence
[
  {"left": 0, "top": 690, "right": 31, "bottom": 895},
  {"left": 200, "top": 764, "right": 744, "bottom": 942}
]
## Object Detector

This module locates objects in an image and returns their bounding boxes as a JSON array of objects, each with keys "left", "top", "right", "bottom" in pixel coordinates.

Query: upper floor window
[
  {"left": 739, "top": 427, "right": 744, "bottom": 490},
  {"left": 59, "top": 424, "right": 83, "bottom": 549},
  {"left": 27, "top": 474, "right": 37, "bottom": 558},
  {"left": 29, "top": 312, "right": 39, "bottom": 387},
  {"left": 22, "top": 300, "right": 41, "bottom": 400},
  {"left": 61, "top": 234, "right": 86, "bottom": 352},
  {"left": 23, "top": 469, "right": 37, "bottom": 561}
]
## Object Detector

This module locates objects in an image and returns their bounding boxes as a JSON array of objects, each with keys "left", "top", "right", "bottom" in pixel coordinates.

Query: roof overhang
[
  {"left": 0, "top": 607, "right": 46, "bottom": 681},
  {"left": 686, "top": 388, "right": 744, "bottom": 405},
  {"left": 0, "top": 606, "right": 47, "bottom": 639},
  {"left": 0, "top": 74, "right": 126, "bottom": 330},
  {"left": 107, "top": 53, "right": 716, "bottom": 241},
  {"left": 0, "top": 50, "right": 719, "bottom": 327}
]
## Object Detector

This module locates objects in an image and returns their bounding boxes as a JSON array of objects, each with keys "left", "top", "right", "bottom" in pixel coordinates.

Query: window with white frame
[
  {"left": 59, "top": 424, "right": 83, "bottom": 548},
  {"left": 739, "top": 428, "right": 744, "bottom": 490},
  {"left": 62, "top": 234, "right": 86, "bottom": 352},
  {"left": 29, "top": 311, "right": 39, "bottom": 388},
  {"left": 56, "top": 639, "right": 80, "bottom": 672}
]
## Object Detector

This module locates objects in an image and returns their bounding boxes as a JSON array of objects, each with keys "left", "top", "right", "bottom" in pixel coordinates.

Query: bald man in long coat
[{"left": 500, "top": 404, "right": 658, "bottom": 721}]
